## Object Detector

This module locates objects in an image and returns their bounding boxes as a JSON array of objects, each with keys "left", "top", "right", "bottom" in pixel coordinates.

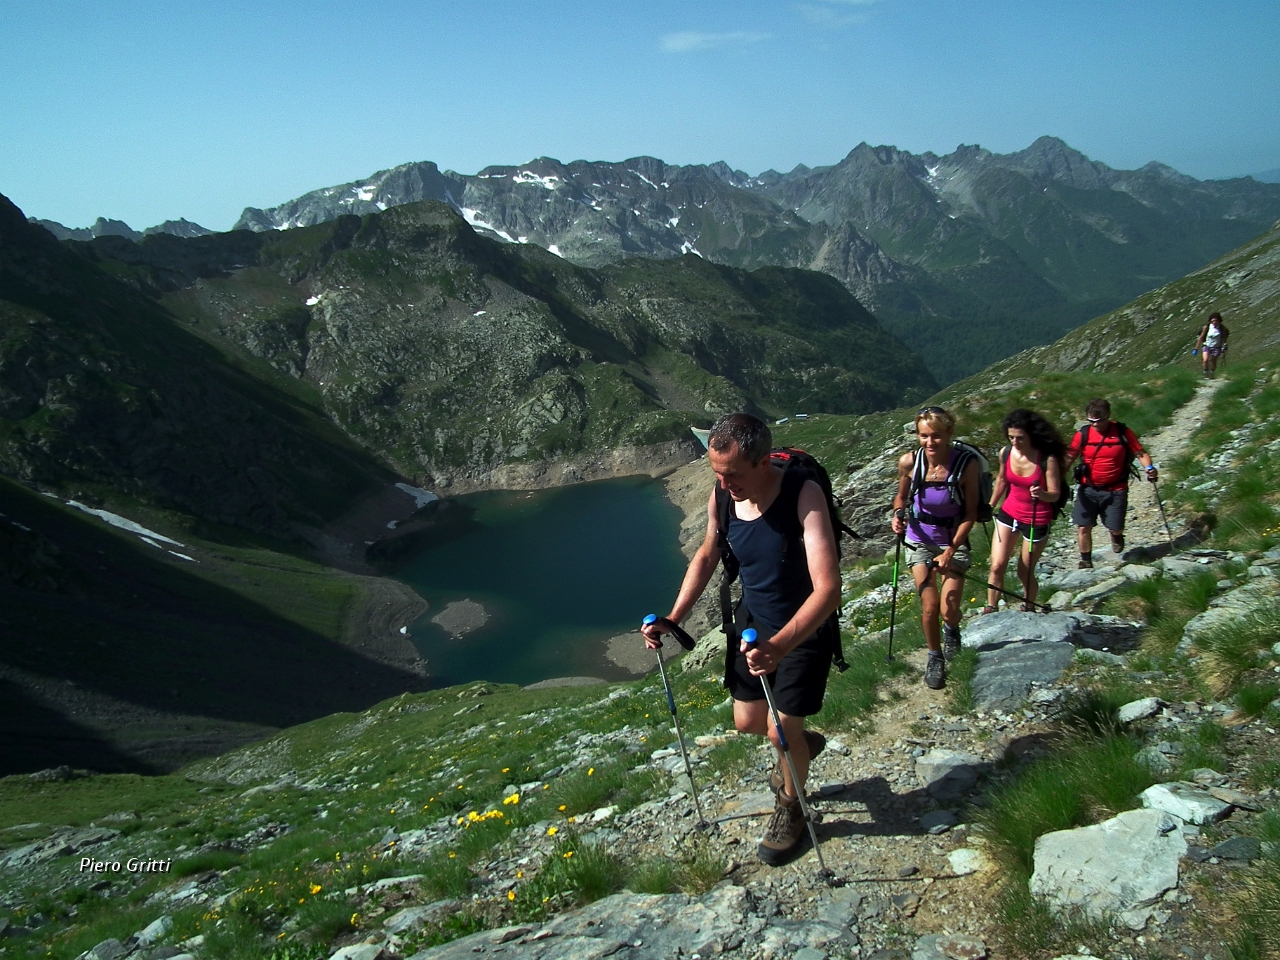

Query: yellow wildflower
[
  {"left": 508, "top": 889, "right": 516, "bottom": 901},
  {"left": 547, "top": 826, "right": 558, "bottom": 836},
  {"left": 309, "top": 884, "right": 322, "bottom": 895},
  {"left": 563, "top": 851, "right": 574, "bottom": 858}
]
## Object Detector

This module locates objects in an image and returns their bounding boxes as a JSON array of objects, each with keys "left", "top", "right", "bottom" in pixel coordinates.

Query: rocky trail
[{"left": 9, "top": 379, "right": 1279, "bottom": 960}]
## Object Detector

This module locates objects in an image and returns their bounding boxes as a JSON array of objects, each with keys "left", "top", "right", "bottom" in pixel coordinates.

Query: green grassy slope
[{"left": 0, "top": 476, "right": 430, "bottom": 776}]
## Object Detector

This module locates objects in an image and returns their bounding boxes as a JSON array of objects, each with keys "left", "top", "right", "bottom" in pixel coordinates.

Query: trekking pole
[
  {"left": 956, "top": 569, "right": 1052, "bottom": 612},
  {"left": 741, "top": 628, "right": 835, "bottom": 884},
  {"left": 641, "top": 615, "right": 708, "bottom": 829},
  {"left": 1152, "top": 482, "right": 1176, "bottom": 552},
  {"left": 885, "top": 534, "right": 903, "bottom": 663}
]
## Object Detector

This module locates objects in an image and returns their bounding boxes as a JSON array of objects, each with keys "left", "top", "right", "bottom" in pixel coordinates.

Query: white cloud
[
  {"left": 660, "top": 31, "right": 771, "bottom": 53},
  {"left": 799, "top": 0, "right": 878, "bottom": 29}
]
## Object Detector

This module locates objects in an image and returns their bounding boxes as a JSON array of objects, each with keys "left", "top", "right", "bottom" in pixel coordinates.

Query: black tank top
[{"left": 726, "top": 470, "right": 813, "bottom": 636}]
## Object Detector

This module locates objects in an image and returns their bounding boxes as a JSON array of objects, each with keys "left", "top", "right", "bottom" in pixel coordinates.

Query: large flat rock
[
  {"left": 407, "top": 886, "right": 765, "bottom": 959},
  {"left": 969, "top": 641, "right": 1076, "bottom": 711},
  {"left": 1030, "top": 808, "right": 1186, "bottom": 919},
  {"left": 961, "top": 611, "right": 1083, "bottom": 650},
  {"left": 1140, "top": 782, "right": 1232, "bottom": 825}
]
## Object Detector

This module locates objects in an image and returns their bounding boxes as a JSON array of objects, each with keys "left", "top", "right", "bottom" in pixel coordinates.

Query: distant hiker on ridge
[
  {"left": 1063, "top": 398, "right": 1156, "bottom": 568},
  {"left": 983, "top": 409, "right": 1065, "bottom": 613},
  {"left": 891, "top": 406, "right": 980, "bottom": 690},
  {"left": 641, "top": 413, "right": 840, "bottom": 866},
  {"left": 1195, "top": 312, "right": 1229, "bottom": 378}
]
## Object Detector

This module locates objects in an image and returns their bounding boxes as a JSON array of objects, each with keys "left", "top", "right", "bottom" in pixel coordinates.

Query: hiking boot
[
  {"left": 1110, "top": 532, "right": 1125, "bottom": 553},
  {"left": 757, "top": 792, "right": 807, "bottom": 865},
  {"left": 942, "top": 624, "right": 961, "bottom": 662},
  {"left": 769, "top": 730, "right": 826, "bottom": 796},
  {"left": 924, "top": 652, "right": 946, "bottom": 690},
  {"left": 1078, "top": 555, "right": 1093, "bottom": 569}
]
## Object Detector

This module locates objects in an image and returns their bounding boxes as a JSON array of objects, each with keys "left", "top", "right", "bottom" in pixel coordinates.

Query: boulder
[
  {"left": 331, "top": 946, "right": 393, "bottom": 960},
  {"left": 1070, "top": 575, "right": 1128, "bottom": 606},
  {"left": 1117, "top": 697, "right": 1163, "bottom": 724},
  {"left": 1211, "top": 836, "right": 1262, "bottom": 861},
  {"left": 78, "top": 941, "right": 129, "bottom": 960},
  {"left": 969, "top": 640, "right": 1076, "bottom": 711},
  {"left": 1140, "top": 782, "right": 1232, "bottom": 824},
  {"left": 1030, "top": 808, "right": 1186, "bottom": 919},
  {"left": 1119, "top": 564, "right": 1159, "bottom": 581},
  {"left": 1134, "top": 747, "right": 1175, "bottom": 776},
  {"left": 384, "top": 899, "right": 463, "bottom": 934},
  {"left": 406, "top": 885, "right": 759, "bottom": 959},
  {"left": 961, "top": 611, "right": 1082, "bottom": 650},
  {"left": 915, "top": 750, "right": 983, "bottom": 801},
  {"left": 134, "top": 915, "right": 173, "bottom": 946}
]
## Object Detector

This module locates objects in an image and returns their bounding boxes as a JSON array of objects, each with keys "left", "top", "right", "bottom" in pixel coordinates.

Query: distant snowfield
[
  {"left": 395, "top": 483, "right": 439, "bottom": 510},
  {"left": 65, "top": 501, "right": 197, "bottom": 562}
]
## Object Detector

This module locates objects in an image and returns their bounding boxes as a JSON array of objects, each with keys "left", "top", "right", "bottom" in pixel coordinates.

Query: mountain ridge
[{"left": 216, "top": 137, "right": 1280, "bottom": 383}]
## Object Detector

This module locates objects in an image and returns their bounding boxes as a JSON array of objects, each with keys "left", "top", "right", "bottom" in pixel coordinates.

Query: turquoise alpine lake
[{"left": 389, "top": 475, "right": 689, "bottom": 687}]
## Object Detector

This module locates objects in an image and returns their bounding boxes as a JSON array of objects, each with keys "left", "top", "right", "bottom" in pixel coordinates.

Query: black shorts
[
  {"left": 995, "top": 507, "right": 1051, "bottom": 543},
  {"left": 726, "top": 628, "right": 832, "bottom": 717},
  {"left": 1073, "top": 485, "right": 1128, "bottom": 531}
]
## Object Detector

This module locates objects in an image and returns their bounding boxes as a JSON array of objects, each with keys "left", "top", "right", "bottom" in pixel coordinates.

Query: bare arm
[
  {"left": 889, "top": 451, "right": 913, "bottom": 536},
  {"left": 1032, "top": 455, "right": 1062, "bottom": 500},
  {"left": 743, "top": 480, "right": 841, "bottom": 674},
  {"left": 990, "top": 449, "right": 1009, "bottom": 511},
  {"left": 641, "top": 486, "right": 721, "bottom": 648}
]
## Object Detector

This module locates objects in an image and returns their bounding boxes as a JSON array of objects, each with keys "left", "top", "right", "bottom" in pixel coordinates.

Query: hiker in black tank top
[{"left": 641, "top": 414, "right": 840, "bottom": 866}]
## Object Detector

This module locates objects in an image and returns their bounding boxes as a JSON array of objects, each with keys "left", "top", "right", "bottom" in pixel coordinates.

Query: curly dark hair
[{"left": 1002, "top": 408, "right": 1066, "bottom": 459}]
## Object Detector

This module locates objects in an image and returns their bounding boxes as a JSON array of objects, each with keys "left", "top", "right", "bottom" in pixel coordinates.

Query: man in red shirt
[{"left": 1063, "top": 399, "right": 1157, "bottom": 568}]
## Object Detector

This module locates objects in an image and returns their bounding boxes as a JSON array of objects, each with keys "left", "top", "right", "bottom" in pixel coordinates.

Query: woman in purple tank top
[
  {"left": 984, "top": 408, "right": 1065, "bottom": 614},
  {"left": 891, "top": 407, "right": 978, "bottom": 690}
]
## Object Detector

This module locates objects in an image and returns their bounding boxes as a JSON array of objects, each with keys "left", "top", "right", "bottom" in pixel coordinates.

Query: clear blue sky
[{"left": 3, "top": 0, "right": 1278, "bottom": 231}]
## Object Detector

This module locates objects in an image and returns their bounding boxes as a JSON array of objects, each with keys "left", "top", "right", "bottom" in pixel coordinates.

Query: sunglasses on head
[{"left": 918, "top": 406, "right": 947, "bottom": 416}]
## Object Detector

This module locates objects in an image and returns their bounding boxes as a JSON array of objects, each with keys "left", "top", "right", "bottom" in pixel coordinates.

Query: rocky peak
[{"left": 1000, "top": 135, "right": 1117, "bottom": 189}]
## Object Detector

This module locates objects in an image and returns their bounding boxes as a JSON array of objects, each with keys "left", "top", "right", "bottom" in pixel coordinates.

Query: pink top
[{"left": 1002, "top": 453, "right": 1046, "bottom": 526}]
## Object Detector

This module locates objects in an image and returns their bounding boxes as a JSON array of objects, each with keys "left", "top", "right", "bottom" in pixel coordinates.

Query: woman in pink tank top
[{"left": 983, "top": 408, "right": 1065, "bottom": 613}]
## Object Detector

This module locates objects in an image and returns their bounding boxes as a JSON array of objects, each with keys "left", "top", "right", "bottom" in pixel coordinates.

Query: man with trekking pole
[
  {"left": 1063, "top": 399, "right": 1156, "bottom": 569},
  {"left": 641, "top": 413, "right": 840, "bottom": 866}
]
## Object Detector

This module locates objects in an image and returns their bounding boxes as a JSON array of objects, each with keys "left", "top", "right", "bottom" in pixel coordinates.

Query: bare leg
[
  {"left": 769, "top": 711, "right": 810, "bottom": 799},
  {"left": 912, "top": 561, "right": 941, "bottom": 653},
  {"left": 941, "top": 569, "right": 965, "bottom": 629},
  {"left": 987, "top": 522, "right": 1017, "bottom": 608},
  {"left": 1019, "top": 535, "right": 1052, "bottom": 606},
  {"left": 1077, "top": 524, "right": 1094, "bottom": 556}
]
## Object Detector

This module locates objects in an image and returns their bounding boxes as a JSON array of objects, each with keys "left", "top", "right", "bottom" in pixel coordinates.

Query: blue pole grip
[
  {"left": 742, "top": 628, "right": 758, "bottom": 645},
  {"left": 643, "top": 614, "right": 657, "bottom": 626}
]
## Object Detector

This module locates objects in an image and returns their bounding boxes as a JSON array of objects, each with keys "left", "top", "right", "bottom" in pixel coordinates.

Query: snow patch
[
  {"left": 547, "top": 244, "right": 564, "bottom": 258},
  {"left": 168, "top": 551, "right": 196, "bottom": 562},
  {"left": 459, "top": 207, "right": 517, "bottom": 243},
  {"left": 474, "top": 310, "right": 487, "bottom": 316},
  {"left": 356, "top": 187, "right": 376, "bottom": 202},
  {"left": 66, "top": 501, "right": 186, "bottom": 547},
  {"left": 629, "top": 170, "right": 658, "bottom": 189},
  {"left": 667, "top": 215, "right": 680, "bottom": 228},
  {"left": 395, "top": 483, "right": 439, "bottom": 509},
  {"left": 512, "top": 171, "right": 561, "bottom": 190},
  {"left": 680, "top": 241, "right": 703, "bottom": 257},
  {"left": 305, "top": 296, "right": 322, "bottom": 306}
]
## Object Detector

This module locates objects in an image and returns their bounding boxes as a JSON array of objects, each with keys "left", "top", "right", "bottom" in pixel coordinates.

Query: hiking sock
[{"left": 1079, "top": 552, "right": 1093, "bottom": 569}]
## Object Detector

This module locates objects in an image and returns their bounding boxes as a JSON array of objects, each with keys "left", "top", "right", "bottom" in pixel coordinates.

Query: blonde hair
[{"left": 915, "top": 406, "right": 956, "bottom": 435}]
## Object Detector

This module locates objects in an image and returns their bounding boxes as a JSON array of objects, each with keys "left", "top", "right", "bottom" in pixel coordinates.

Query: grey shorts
[
  {"left": 1073, "top": 485, "right": 1128, "bottom": 531},
  {"left": 905, "top": 540, "right": 972, "bottom": 572}
]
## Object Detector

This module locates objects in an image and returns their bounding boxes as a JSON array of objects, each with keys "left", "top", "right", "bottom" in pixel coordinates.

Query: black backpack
[
  {"left": 1071, "top": 422, "right": 1137, "bottom": 486},
  {"left": 907, "top": 441, "right": 993, "bottom": 527},
  {"left": 713, "top": 447, "right": 855, "bottom": 673}
]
